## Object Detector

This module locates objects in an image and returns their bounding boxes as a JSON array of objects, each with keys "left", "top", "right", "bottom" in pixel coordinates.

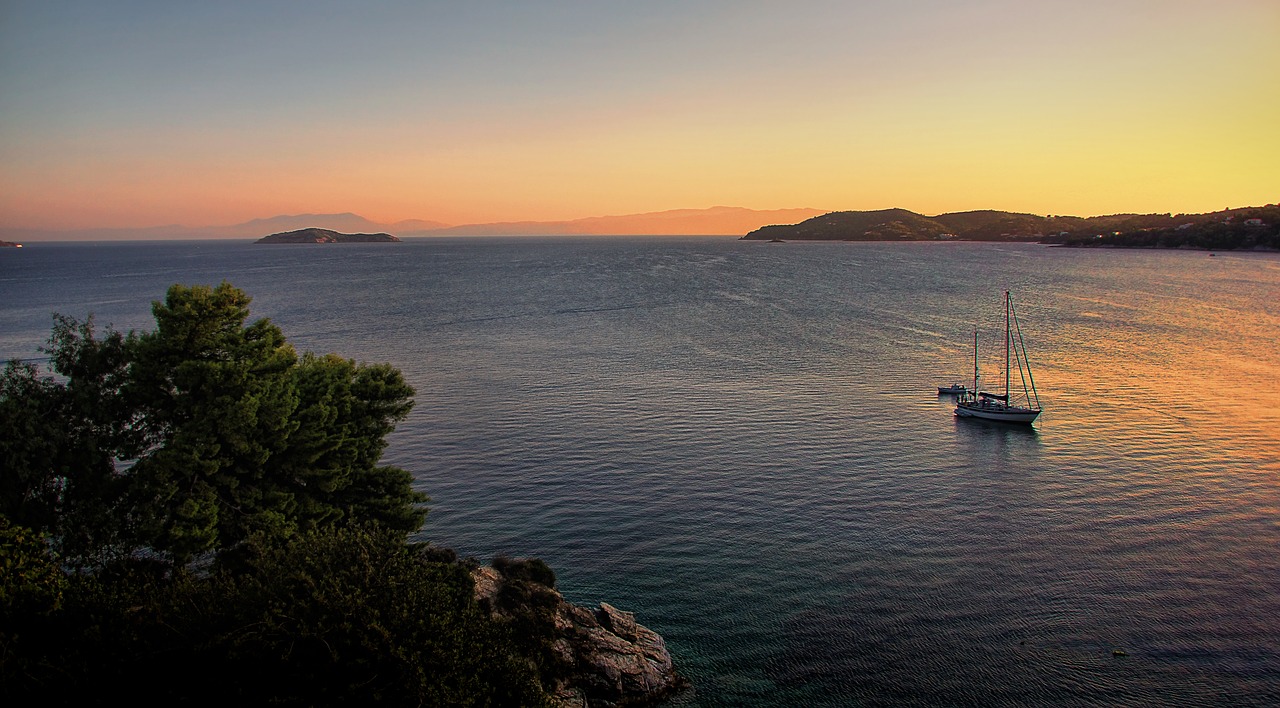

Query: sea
[{"left": 2, "top": 237, "right": 1279, "bottom": 706}]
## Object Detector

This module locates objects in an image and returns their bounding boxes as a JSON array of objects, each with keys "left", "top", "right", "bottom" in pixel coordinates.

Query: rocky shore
[{"left": 473, "top": 565, "right": 686, "bottom": 707}]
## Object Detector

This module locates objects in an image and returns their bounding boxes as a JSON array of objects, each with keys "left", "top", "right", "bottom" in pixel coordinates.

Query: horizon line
[{"left": 6, "top": 202, "right": 1276, "bottom": 236}]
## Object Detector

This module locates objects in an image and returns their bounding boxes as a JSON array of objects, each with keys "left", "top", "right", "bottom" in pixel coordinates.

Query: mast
[
  {"left": 1009, "top": 294, "right": 1041, "bottom": 411},
  {"left": 1004, "top": 290, "right": 1011, "bottom": 400},
  {"left": 972, "top": 328, "right": 979, "bottom": 393}
]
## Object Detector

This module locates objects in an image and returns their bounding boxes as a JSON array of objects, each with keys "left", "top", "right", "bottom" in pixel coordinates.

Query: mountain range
[{"left": 1, "top": 207, "right": 826, "bottom": 242}]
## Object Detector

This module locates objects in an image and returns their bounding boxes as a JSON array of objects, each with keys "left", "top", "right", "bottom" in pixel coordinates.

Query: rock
[
  {"left": 598, "top": 603, "right": 638, "bottom": 641},
  {"left": 472, "top": 565, "right": 502, "bottom": 605},
  {"left": 472, "top": 565, "right": 686, "bottom": 707}
]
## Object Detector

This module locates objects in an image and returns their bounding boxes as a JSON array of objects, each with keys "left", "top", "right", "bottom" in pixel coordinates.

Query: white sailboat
[{"left": 955, "top": 291, "right": 1042, "bottom": 424}]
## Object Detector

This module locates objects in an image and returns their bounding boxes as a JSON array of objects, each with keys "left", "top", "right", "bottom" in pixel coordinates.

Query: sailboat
[{"left": 955, "top": 291, "right": 1042, "bottom": 424}]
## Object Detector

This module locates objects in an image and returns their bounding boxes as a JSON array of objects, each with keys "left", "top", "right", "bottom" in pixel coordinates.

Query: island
[
  {"left": 255, "top": 227, "right": 401, "bottom": 244},
  {"left": 741, "top": 205, "right": 1279, "bottom": 251},
  {"left": 742, "top": 208, "right": 1109, "bottom": 242},
  {"left": 1, "top": 239, "right": 23, "bottom": 248}
]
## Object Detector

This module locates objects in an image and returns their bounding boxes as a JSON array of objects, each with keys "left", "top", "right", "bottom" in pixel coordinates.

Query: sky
[{"left": 2, "top": 0, "right": 1278, "bottom": 231}]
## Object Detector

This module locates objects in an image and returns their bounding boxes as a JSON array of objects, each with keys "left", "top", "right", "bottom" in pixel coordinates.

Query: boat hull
[{"left": 955, "top": 401, "right": 1041, "bottom": 424}]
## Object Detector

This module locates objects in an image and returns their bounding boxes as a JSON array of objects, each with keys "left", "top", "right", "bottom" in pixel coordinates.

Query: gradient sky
[{"left": 2, "top": 0, "right": 1277, "bottom": 230}]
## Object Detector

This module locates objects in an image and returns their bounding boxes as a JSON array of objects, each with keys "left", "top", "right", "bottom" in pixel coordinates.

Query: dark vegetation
[
  {"left": 487, "top": 556, "right": 568, "bottom": 693},
  {"left": 0, "top": 283, "right": 553, "bottom": 706},
  {"left": 1051, "top": 204, "right": 1280, "bottom": 250},
  {"left": 743, "top": 204, "right": 1279, "bottom": 250}
]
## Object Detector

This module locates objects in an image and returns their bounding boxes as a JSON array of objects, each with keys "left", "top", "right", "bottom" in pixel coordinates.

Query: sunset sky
[{"left": 2, "top": 0, "right": 1277, "bottom": 231}]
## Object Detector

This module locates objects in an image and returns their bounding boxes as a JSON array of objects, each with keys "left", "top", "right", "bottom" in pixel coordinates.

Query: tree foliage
[
  {"left": 0, "top": 283, "right": 564, "bottom": 705},
  {"left": 2, "top": 524, "right": 551, "bottom": 706},
  {"left": 0, "top": 282, "right": 426, "bottom": 568}
]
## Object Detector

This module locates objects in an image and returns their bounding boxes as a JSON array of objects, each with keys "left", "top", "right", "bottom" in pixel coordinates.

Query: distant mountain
[
  {"left": 741, "top": 208, "right": 1230, "bottom": 242},
  {"left": 387, "top": 218, "right": 454, "bottom": 233},
  {"left": 255, "top": 228, "right": 401, "bottom": 244},
  {"left": 414, "top": 207, "right": 827, "bottom": 236},
  {"left": 1, "top": 207, "right": 821, "bottom": 241},
  {"left": 225, "top": 213, "right": 449, "bottom": 239}
]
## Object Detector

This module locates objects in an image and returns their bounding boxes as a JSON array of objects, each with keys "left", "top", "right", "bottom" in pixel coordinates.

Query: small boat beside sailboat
[
  {"left": 954, "top": 291, "right": 1042, "bottom": 425},
  {"left": 937, "top": 383, "right": 968, "bottom": 395}
]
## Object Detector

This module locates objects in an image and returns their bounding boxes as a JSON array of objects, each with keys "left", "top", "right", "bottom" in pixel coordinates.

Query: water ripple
[{"left": 6, "top": 238, "right": 1279, "bottom": 707}]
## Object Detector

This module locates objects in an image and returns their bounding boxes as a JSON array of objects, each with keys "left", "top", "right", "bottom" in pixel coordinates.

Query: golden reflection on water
[{"left": 1039, "top": 254, "right": 1280, "bottom": 475}]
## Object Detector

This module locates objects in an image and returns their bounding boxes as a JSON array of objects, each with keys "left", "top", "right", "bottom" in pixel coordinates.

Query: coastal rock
[
  {"left": 598, "top": 602, "right": 638, "bottom": 641},
  {"left": 255, "top": 227, "right": 400, "bottom": 243},
  {"left": 472, "top": 565, "right": 686, "bottom": 707}
]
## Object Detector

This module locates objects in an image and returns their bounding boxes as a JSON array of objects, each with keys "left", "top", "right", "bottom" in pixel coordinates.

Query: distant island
[
  {"left": 741, "top": 205, "right": 1279, "bottom": 251},
  {"left": 1, "top": 239, "right": 22, "bottom": 248},
  {"left": 255, "top": 228, "right": 401, "bottom": 244}
]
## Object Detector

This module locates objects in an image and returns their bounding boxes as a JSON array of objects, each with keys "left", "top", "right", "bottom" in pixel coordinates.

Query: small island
[
  {"left": 256, "top": 227, "right": 400, "bottom": 244},
  {"left": 1, "top": 239, "right": 23, "bottom": 248}
]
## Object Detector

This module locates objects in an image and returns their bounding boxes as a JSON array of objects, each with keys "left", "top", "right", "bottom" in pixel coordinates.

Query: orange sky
[{"left": 1, "top": 1, "right": 1277, "bottom": 231}]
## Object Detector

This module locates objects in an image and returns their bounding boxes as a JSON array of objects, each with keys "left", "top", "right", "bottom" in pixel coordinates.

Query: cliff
[
  {"left": 255, "top": 227, "right": 400, "bottom": 243},
  {"left": 473, "top": 562, "right": 686, "bottom": 707}
]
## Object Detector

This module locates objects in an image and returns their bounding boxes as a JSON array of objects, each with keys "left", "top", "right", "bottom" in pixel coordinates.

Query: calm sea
[{"left": 3, "top": 237, "right": 1279, "bottom": 706}]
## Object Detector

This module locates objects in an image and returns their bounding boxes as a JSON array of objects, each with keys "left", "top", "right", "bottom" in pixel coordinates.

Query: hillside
[
  {"left": 741, "top": 207, "right": 1277, "bottom": 245},
  {"left": 747, "top": 209, "right": 947, "bottom": 241},
  {"left": 744, "top": 209, "right": 1056, "bottom": 242},
  {"left": 1054, "top": 205, "right": 1280, "bottom": 250}
]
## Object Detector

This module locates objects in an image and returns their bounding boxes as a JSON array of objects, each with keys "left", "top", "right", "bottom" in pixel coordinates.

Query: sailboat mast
[
  {"left": 972, "top": 328, "right": 979, "bottom": 392},
  {"left": 1004, "top": 290, "right": 1011, "bottom": 399}
]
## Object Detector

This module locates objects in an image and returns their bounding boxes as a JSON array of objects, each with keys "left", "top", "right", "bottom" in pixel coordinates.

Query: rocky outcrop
[{"left": 472, "top": 565, "right": 686, "bottom": 707}]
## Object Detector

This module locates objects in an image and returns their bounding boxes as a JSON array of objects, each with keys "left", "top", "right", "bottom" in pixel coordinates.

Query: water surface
[{"left": 3, "top": 237, "right": 1278, "bottom": 706}]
